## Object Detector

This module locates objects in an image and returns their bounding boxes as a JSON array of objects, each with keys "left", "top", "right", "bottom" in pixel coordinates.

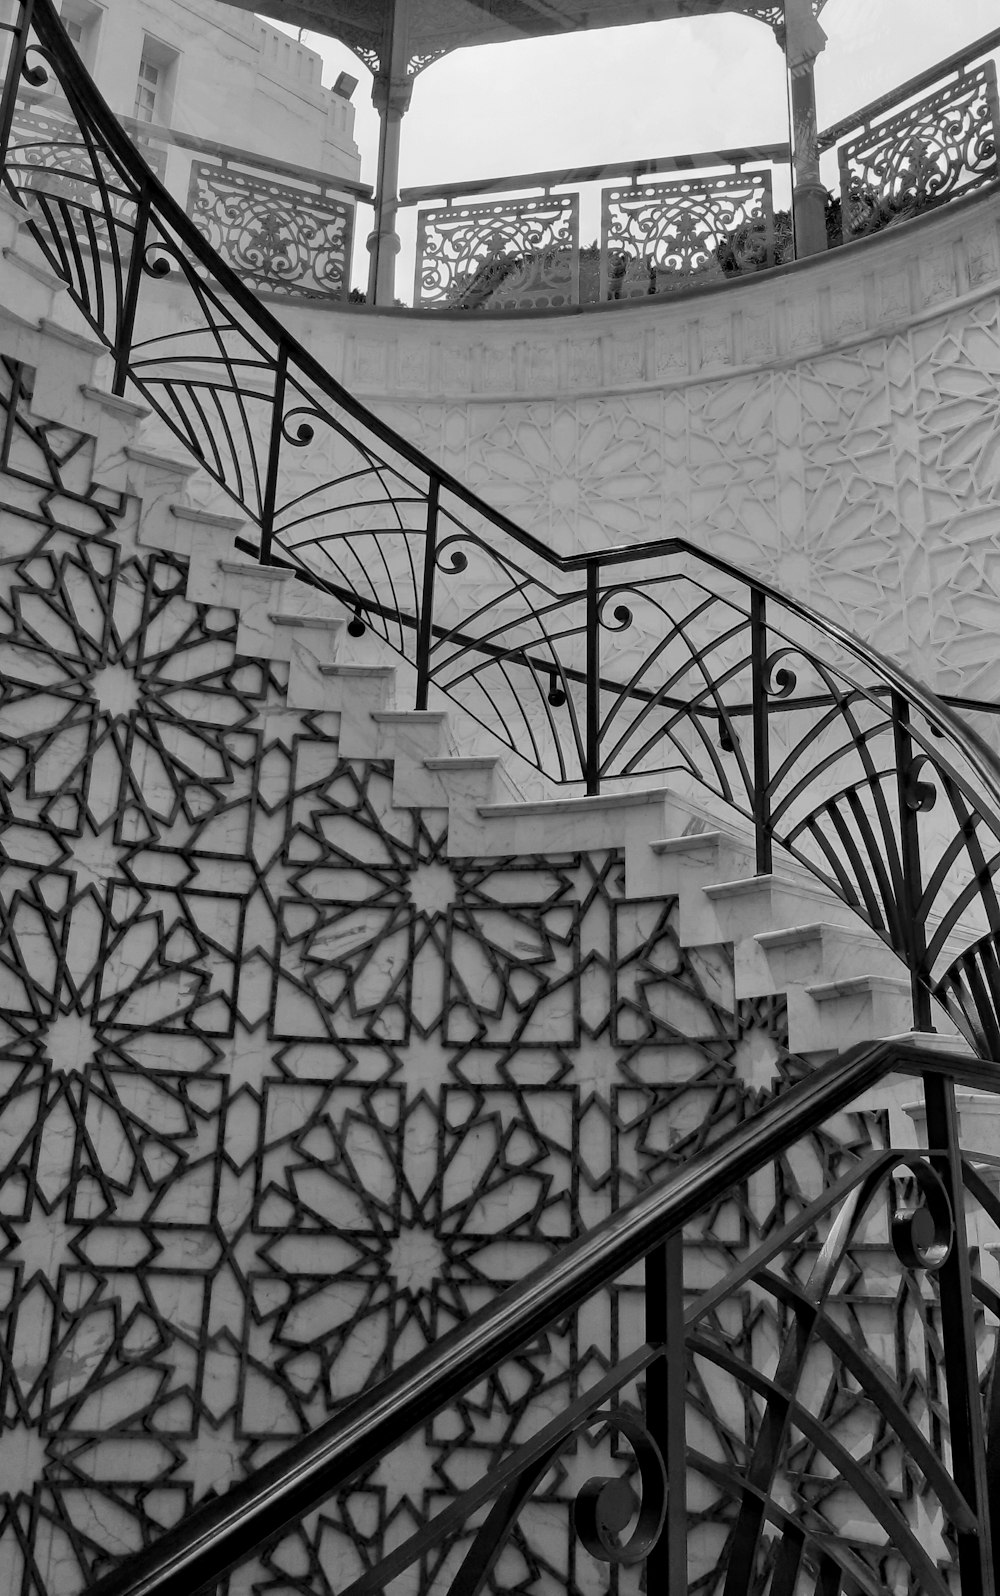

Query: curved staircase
[{"left": 1, "top": 6, "right": 1000, "bottom": 1593}]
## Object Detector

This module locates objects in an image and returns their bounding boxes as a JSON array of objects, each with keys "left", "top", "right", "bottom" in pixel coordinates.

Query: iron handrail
[
  {"left": 399, "top": 144, "right": 791, "bottom": 205},
  {"left": 817, "top": 23, "right": 1000, "bottom": 151},
  {"left": 84, "top": 1036, "right": 980, "bottom": 1596},
  {"left": 115, "top": 112, "right": 374, "bottom": 201}
]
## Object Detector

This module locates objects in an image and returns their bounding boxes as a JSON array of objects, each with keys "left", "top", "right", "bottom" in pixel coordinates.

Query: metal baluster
[
  {"left": 922, "top": 1068, "right": 995, "bottom": 1596},
  {"left": 0, "top": 0, "right": 35, "bottom": 169},
  {"left": 112, "top": 187, "right": 152, "bottom": 397},
  {"left": 891, "top": 689, "right": 933, "bottom": 1032},
  {"left": 585, "top": 563, "right": 599, "bottom": 795},
  {"left": 644, "top": 1233, "right": 686, "bottom": 1596},
  {"left": 258, "top": 342, "right": 287, "bottom": 565},
  {"left": 750, "top": 588, "right": 773, "bottom": 876},
  {"left": 415, "top": 476, "right": 439, "bottom": 711}
]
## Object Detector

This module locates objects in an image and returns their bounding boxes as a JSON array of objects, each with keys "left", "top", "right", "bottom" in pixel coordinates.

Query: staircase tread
[
  {"left": 174, "top": 506, "right": 246, "bottom": 529},
  {"left": 3, "top": 247, "right": 64, "bottom": 290},
  {"left": 651, "top": 831, "right": 734, "bottom": 854},
  {"left": 267, "top": 611, "right": 342, "bottom": 629},
  {"left": 372, "top": 709, "right": 448, "bottom": 723},
  {"left": 480, "top": 787, "right": 670, "bottom": 819},
  {"left": 81, "top": 383, "right": 150, "bottom": 419},
  {"left": 219, "top": 558, "right": 294, "bottom": 579},
  {"left": 757, "top": 921, "right": 882, "bottom": 949},
  {"left": 808, "top": 973, "right": 911, "bottom": 999},
  {"left": 125, "top": 443, "right": 199, "bottom": 475},
  {"left": 319, "top": 664, "right": 395, "bottom": 678},
  {"left": 424, "top": 756, "right": 498, "bottom": 771},
  {"left": 38, "top": 316, "right": 105, "bottom": 355},
  {"left": 703, "top": 873, "right": 804, "bottom": 899}
]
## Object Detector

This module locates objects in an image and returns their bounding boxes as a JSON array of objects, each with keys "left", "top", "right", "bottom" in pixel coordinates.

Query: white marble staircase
[{"left": 0, "top": 189, "right": 957, "bottom": 1076}]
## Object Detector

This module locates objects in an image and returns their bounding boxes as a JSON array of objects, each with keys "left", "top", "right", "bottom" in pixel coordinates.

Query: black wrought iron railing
[
  {"left": 818, "top": 24, "right": 1000, "bottom": 242},
  {"left": 398, "top": 29, "right": 1000, "bottom": 310},
  {"left": 4, "top": 0, "right": 1000, "bottom": 1064},
  {"left": 400, "top": 146, "right": 791, "bottom": 308},
  {"left": 76, "top": 1038, "right": 1000, "bottom": 1595}
]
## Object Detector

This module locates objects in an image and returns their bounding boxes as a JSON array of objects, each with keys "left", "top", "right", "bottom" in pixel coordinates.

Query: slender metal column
[
  {"left": 784, "top": 0, "right": 828, "bottom": 258},
  {"left": 367, "top": 0, "right": 411, "bottom": 306},
  {"left": 414, "top": 476, "right": 439, "bottom": 710},
  {"left": 644, "top": 1234, "right": 687, "bottom": 1596},
  {"left": 259, "top": 344, "right": 288, "bottom": 566},
  {"left": 585, "top": 564, "right": 600, "bottom": 795},
  {"left": 750, "top": 589, "right": 773, "bottom": 876},
  {"left": 922, "top": 1070, "right": 995, "bottom": 1596}
]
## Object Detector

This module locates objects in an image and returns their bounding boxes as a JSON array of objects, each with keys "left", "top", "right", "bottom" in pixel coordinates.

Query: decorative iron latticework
[
  {"left": 8, "top": 102, "right": 165, "bottom": 218},
  {"left": 601, "top": 170, "right": 775, "bottom": 297},
  {"left": 836, "top": 60, "right": 1000, "bottom": 240},
  {"left": 414, "top": 193, "right": 580, "bottom": 309},
  {"left": 187, "top": 160, "right": 354, "bottom": 298}
]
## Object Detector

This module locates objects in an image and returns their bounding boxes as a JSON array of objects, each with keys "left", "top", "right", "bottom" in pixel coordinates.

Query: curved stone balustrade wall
[{"left": 231, "top": 184, "right": 1000, "bottom": 708}]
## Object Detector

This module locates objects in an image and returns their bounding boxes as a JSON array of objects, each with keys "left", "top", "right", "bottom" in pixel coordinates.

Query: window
[
  {"left": 59, "top": 0, "right": 101, "bottom": 72},
  {"left": 133, "top": 56, "right": 159, "bottom": 122},
  {"left": 132, "top": 38, "right": 178, "bottom": 129}
]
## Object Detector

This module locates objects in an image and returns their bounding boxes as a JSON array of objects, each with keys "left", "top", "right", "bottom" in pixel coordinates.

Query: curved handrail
[
  {"left": 83, "top": 1036, "right": 978, "bottom": 1596},
  {"left": 6, "top": 0, "right": 1000, "bottom": 1056}
]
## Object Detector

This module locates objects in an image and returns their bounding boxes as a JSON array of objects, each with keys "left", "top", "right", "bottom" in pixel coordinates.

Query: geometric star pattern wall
[{"left": 0, "top": 355, "right": 885, "bottom": 1595}]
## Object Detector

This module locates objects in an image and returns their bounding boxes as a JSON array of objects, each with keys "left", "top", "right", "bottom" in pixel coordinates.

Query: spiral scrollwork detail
[
  {"left": 764, "top": 649, "right": 799, "bottom": 699},
  {"left": 572, "top": 1412, "right": 667, "bottom": 1565},
  {"left": 890, "top": 1158, "right": 953, "bottom": 1272},
  {"left": 141, "top": 244, "right": 172, "bottom": 280},
  {"left": 280, "top": 408, "right": 316, "bottom": 447},
  {"left": 434, "top": 536, "right": 469, "bottom": 576},
  {"left": 903, "top": 755, "right": 938, "bottom": 813},
  {"left": 596, "top": 590, "right": 636, "bottom": 634}
]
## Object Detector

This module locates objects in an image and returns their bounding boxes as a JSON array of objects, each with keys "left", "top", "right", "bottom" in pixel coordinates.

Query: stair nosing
[
  {"left": 219, "top": 559, "right": 294, "bottom": 580},
  {"left": 372, "top": 710, "right": 447, "bottom": 724},
  {"left": 424, "top": 757, "right": 498, "bottom": 771},
  {"left": 703, "top": 873, "right": 788, "bottom": 899},
  {"left": 81, "top": 383, "right": 151, "bottom": 420},
  {"left": 319, "top": 664, "right": 395, "bottom": 678},
  {"left": 125, "top": 444, "right": 199, "bottom": 476},
  {"left": 808, "top": 973, "right": 910, "bottom": 1001},
  {"left": 755, "top": 921, "right": 884, "bottom": 951},
  {"left": 266, "top": 612, "right": 342, "bottom": 630},
  {"left": 650, "top": 831, "right": 724, "bottom": 855},
  {"left": 479, "top": 787, "right": 670, "bottom": 820},
  {"left": 173, "top": 507, "right": 245, "bottom": 529},
  {"left": 38, "top": 316, "right": 105, "bottom": 355},
  {"left": 4, "top": 247, "right": 64, "bottom": 291}
]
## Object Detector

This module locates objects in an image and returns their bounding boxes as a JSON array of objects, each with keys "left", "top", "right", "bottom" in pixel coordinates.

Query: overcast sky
[{"left": 275, "top": 0, "right": 1000, "bottom": 296}]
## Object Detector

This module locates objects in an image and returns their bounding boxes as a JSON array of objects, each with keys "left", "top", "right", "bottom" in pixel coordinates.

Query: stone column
[
  {"left": 784, "top": 0, "right": 828, "bottom": 258},
  {"left": 367, "top": 0, "right": 412, "bottom": 306}
]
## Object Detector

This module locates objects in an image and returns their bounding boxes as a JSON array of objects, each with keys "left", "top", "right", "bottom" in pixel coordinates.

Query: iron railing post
[
  {"left": 922, "top": 1068, "right": 995, "bottom": 1596},
  {"left": 258, "top": 343, "right": 288, "bottom": 565},
  {"left": 892, "top": 689, "right": 933, "bottom": 1032},
  {"left": 750, "top": 589, "right": 773, "bottom": 876},
  {"left": 585, "top": 563, "right": 600, "bottom": 795},
  {"left": 415, "top": 476, "right": 439, "bottom": 711},
  {"left": 644, "top": 1233, "right": 687, "bottom": 1596},
  {"left": 0, "top": 0, "right": 34, "bottom": 168},
  {"left": 112, "top": 187, "right": 153, "bottom": 397}
]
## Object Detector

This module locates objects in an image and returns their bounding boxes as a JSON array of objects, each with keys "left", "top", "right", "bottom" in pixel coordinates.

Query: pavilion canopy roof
[{"left": 248, "top": 0, "right": 790, "bottom": 77}]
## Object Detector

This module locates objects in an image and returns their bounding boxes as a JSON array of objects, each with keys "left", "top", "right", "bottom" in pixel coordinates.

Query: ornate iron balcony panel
[
  {"left": 836, "top": 61, "right": 1000, "bottom": 240},
  {"left": 601, "top": 171, "right": 775, "bottom": 298},
  {"left": 414, "top": 193, "right": 580, "bottom": 309},
  {"left": 187, "top": 160, "right": 354, "bottom": 298}
]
